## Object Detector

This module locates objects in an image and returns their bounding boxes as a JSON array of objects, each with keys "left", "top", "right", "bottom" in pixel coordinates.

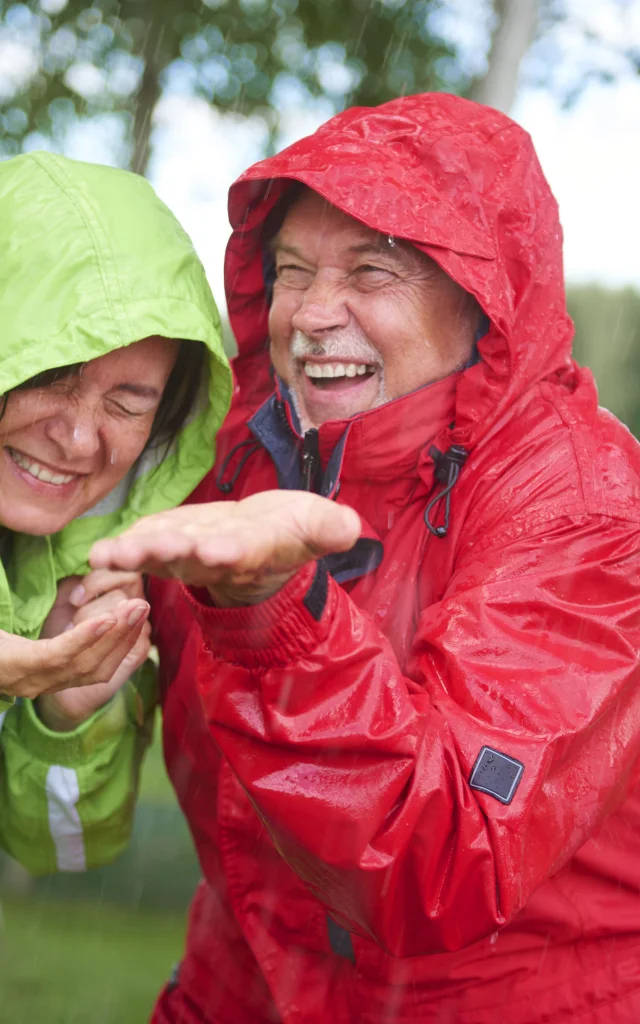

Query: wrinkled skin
[{"left": 269, "top": 190, "right": 480, "bottom": 430}]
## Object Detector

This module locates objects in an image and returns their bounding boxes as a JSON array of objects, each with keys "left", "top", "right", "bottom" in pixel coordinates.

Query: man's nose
[
  {"left": 291, "top": 276, "right": 350, "bottom": 336},
  {"left": 45, "top": 408, "right": 101, "bottom": 460}
]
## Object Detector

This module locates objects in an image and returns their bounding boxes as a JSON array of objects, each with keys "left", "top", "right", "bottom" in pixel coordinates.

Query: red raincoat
[{"left": 149, "top": 94, "right": 640, "bottom": 1023}]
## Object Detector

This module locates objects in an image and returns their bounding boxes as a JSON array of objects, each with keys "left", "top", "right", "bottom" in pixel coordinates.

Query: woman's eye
[{"left": 109, "top": 401, "right": 149, "bottom": 418}]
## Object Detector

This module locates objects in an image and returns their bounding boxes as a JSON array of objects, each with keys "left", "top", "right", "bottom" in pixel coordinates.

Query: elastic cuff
[
  {"left": 185, "top": 562, "right": 333, "bottom": 669},
  {"left": 17, "top": 690, "right": 130, "bottom": 767}
]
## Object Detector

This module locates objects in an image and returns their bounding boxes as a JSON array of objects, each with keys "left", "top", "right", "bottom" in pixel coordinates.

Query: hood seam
[{"left": 30, "top": 153, "right": 131, "bottom": 347}]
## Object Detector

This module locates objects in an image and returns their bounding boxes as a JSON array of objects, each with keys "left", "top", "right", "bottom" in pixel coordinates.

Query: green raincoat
[{"left": 0, "top": 151, "right": 231, "bottom": 872}]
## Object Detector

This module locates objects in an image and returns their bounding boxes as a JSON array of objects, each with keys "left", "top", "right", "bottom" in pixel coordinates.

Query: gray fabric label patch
[{"left": 469, "top": 746, "right": 524, "bottom": 805}]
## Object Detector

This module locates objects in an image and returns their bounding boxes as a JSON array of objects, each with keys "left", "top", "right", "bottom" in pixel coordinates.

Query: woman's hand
[
  {"left": 34, "top": 570, "right": 151, "bottom": 731},
  {"left": 0, "top": 601, "right": 148, "bottom": 703}
]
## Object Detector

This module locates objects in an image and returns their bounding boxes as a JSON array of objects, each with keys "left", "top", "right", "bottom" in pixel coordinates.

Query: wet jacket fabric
[
  {"left": 148, "top": 94, "right": 640, "bottom": 1023},
  {"left": 0, "top": 151, "right": 231, "bottom": 872}
]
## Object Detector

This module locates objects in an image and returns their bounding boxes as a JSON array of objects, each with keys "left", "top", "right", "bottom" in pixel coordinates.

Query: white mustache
[{"left": 290, "top": 329, "right": 383, "bottom": 367}]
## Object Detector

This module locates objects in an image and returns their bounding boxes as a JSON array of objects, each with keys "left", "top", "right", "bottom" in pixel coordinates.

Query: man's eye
[
  {"left": 275, "top": 264, "right": 312, "bottom": 287},
  {"left": 354, "top": 265, "right": 395, "bottom": 287},
  {"left": 277, "top": 264, "right": 307, "bottom": 275}
]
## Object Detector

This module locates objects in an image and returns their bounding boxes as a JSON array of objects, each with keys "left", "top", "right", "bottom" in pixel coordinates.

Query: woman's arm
[{"left": 0, "top": 663, "right": 157, "bottom": 874}]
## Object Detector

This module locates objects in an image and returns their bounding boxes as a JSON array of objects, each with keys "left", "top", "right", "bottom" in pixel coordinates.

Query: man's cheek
[{"left": 269, "top": 336, "right": 292, "bottom": 382}]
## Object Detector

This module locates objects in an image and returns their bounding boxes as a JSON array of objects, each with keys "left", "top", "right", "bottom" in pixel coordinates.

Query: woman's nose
[{"left": 45, "top": 408, "right": 101, "bottom": 460}]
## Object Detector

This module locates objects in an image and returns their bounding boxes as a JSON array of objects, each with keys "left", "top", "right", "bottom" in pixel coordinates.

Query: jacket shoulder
[{"left": 459, "top": 379, "right": 640, "bottom": 543}]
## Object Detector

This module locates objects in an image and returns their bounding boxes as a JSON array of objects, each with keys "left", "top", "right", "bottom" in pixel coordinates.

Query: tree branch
[
  {"left": 471, "top": 0, "right": 539, "bottom": 113},
  {"left": 131, "top": 19, "right": 167, "bottom": 176}
]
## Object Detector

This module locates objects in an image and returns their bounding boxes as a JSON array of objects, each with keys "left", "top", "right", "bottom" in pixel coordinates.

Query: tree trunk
[
  {"left": 131, "top": 20, "right": 166, "bottom": 176},
  {"left": 471, "top": 0, "right": 539, "bottom": 113}
]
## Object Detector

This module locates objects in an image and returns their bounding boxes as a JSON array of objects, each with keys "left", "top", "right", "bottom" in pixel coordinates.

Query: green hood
[{"left": 0, "top": 151, "right": 232, "bottom": 640}]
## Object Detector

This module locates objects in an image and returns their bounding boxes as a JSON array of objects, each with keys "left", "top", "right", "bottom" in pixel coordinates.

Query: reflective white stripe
[
  {"left": 45, "top": 765, "right": 87, "bottom": 872},
  {"left": 0, "top": 711, "right": 6, "bottom": 734}
]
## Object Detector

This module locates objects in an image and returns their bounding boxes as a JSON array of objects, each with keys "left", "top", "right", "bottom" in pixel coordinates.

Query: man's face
[{"left": 268, "top": 190, "right": 478, "bottom": 430}]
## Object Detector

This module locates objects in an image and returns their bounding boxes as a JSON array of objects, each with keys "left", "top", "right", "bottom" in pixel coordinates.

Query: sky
[{"left": 1, "top": 0, "right": 639, "bottom": 311}]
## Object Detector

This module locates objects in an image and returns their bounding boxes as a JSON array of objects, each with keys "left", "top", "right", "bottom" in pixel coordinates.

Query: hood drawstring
[
  {"left": 216, "top": 438, "right": 261, "bottom": 495},
  {"left": 424, "top": 445, "right": 469, "bottom": 538}
]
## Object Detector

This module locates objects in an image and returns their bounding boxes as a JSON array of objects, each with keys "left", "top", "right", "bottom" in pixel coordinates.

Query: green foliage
[
  {"left": 0, "top": 0, "right": 458, "bottom": 170},
  {"left": 568, "top": 284, "right": 640, "bottom": 438},
  {"left": 0, "top": 897, "right": 184, "bottom": 1022}
]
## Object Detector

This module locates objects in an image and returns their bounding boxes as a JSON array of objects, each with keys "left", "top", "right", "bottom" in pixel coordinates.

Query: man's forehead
[{"left": 272, "top": 191, "right": 419, "bottom": 265}]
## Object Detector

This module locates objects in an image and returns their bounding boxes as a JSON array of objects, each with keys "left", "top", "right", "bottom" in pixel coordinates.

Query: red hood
[{"left": 225, "top": 92, "right": 575, "bottom": 450}]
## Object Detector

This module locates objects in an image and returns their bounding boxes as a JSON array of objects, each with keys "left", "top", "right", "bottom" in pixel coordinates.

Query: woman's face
[{"left": 0, "top": 336, "right": 179, "bottom": 536}]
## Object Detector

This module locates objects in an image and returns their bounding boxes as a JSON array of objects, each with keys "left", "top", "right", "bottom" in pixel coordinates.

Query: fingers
[
  {"left": 71, "top": 589, "right": 143, "bottom": 624},
  {"left": 303, "top": 500, "right": 361, "bottom": 557},
  {"left": 90, "top": 530, "right": 201, "bottom": 573},
  {"left": 93, "top": 618, "right": 151, "bottom": 689},
  {"left": 104, "top": 626, "right": 152, "bottom": 693},
  {"left": 70, "top": 569, "right": 144, "bottom": 607},
  {"left": 36, "top": 599, "right": 150, "bottom": 690},
  {"left": 187, "top": 498, "right": 361, "bottom": 572},
  {"left": 88, "top": 493, "right": 362, "bottom": 592},
  {"left": 37, "top": 614, "right": 120, "bottom": 663},
  {"left": 56, "top": 576, "right": 85, "bottom": 603}
]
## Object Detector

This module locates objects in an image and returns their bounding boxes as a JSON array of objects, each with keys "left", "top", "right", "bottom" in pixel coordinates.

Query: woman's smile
[{"left": 0, "top": 337, "right": 179, "bottom": 535}]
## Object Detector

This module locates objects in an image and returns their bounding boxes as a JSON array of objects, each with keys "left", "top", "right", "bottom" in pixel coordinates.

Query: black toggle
[
  {"left": 216, "top": 438, "right": 261, "bottom": 494},
  {"left": 424, "top": 444, "right": 469, "bottom": 539}
]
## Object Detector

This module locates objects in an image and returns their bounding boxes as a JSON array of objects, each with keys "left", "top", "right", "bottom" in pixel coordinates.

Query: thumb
[
  {"left": 0, "top": 628, "right": 27, "bottom": 656},
  {"left": 304, "top": 500, "right": 361, "bottom": 557}
]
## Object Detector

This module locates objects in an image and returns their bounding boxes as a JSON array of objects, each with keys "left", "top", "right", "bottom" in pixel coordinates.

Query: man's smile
[{"left": 302, "top": 359, "right": 377, "bottom": 389}]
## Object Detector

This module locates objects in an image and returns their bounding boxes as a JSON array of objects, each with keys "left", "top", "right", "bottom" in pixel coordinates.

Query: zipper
[{"left": 301, "top": 429, "right": 320, "bottom": 492}]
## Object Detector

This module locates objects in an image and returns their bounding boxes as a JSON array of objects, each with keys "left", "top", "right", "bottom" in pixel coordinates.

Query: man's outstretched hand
[{"left": 89, "top": 491, "right": 361, "bottom": 607}]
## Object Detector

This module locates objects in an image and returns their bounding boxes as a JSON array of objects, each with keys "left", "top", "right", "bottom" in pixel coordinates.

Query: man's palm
[{"left": 90, "top": 491, "right": 361, "bottom": 605}]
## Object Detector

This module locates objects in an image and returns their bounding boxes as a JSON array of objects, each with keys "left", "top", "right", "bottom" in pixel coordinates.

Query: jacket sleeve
[
  {"left": 189, "top": 512, "right": 640, "bottom": 956},
  {"left": 0, "top": 661, "right": 157, "bottom": 875}
]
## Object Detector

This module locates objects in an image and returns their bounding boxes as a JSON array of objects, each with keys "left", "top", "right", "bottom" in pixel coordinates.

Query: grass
[
  {"left": 0, "top": 897, "right": 186, "bottom": 1024},
  {"left": 0, "top": 717, "right": 197, "bottom": 1020},
  {"left": 137, "top": 715, "right": 176, "bottom": 805}
]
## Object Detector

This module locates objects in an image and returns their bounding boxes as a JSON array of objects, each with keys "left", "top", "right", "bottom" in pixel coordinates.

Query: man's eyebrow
[
  {"left": 270, "top": 240, "right": 408, "bottom": 261},
  {"left": 269, "top": 240, "right": 306, "bottom": 259},
  {"left": 348, "top": 242, "right": 401, "bottom": 258},
  {"left": 111, "top": 383, "right": 161, "bottom": 399}
]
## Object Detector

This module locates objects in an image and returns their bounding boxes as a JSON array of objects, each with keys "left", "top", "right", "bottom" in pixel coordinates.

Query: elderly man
[{"left": 31, "top": 94, "right": 640, "bottom": 1022}]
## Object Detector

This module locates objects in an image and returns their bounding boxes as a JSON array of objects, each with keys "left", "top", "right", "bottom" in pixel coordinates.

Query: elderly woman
[{"left": 0, "top": 151, "right": 230, "bottom": 871}]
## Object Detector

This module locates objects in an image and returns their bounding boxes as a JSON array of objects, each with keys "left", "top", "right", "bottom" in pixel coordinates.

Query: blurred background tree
[
  {"left": 0, "top": 0, "right": 456, "bottom": 173},
  {"left": 0, "top": 0, "right": 638, "bottom": 173}
]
